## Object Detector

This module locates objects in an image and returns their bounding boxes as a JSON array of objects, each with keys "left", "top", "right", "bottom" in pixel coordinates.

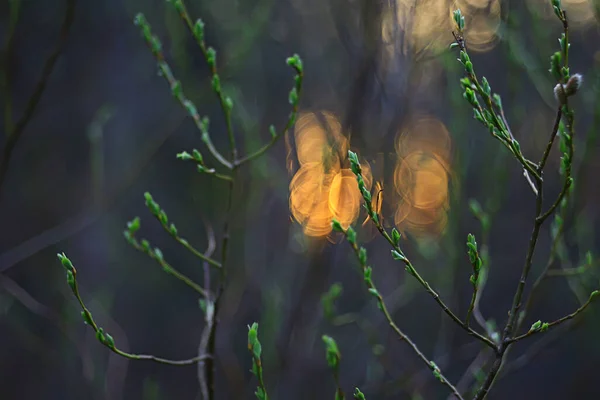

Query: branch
[
  {"left": 347, "top": 151, "right": 497, "bottom": 351},
  {"left": 235, "top": 56, "right": 303, "bottom": 166},
  {"left": 333, "top": 221, "right": 464, "bottom": 400},
  {"left": 0, "top": 0, "right": 76, "bottom": 194},
  {"left": 507, "top": 290, "right": 599, "bottom": 344},
  {"left": 124, "top": 229, "right": 208, "bottom": 297},
  {"left": 142, "top": 192, "right": 222, "bottom": 268},
  {"left": 133, "top": 14, "right": 232, "bottom": 169},
  {"left": 57, "top": 253, "right": 212, "bottom": 366},
  {"left": 538, "top": 107, "right": 563, "bottom": 171},
  {"left": 169, "top": 0, "right": 238, "bottom": 160}
]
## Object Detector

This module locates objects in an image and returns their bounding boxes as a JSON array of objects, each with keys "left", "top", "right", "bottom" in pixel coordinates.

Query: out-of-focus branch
[{"left": 0, "top": 0, "right": 76, "bottom": 195}]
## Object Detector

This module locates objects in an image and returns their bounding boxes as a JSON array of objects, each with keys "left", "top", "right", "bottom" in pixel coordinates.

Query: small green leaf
[
  {"left": 331, "top": 219, "right": 344, "bottom": 233},
  {"left": 391, "top": 249, "right": 406, "bottom": 262}
]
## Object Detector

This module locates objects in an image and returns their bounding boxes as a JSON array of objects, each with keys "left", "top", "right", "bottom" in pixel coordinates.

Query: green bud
[
  {"left": 176, "top": 151, "right": 192, "bottom": 160},
  {"left": 206, "top": 47, "right": 216, "bottom": 67},
  {"left": 481, "top": 77, "right": 491, "bottom": 96},
  {"left": 391, "top": 228, "right": 401, "bottom": 246},
  {"left": 104, "top": 332, "right": 115, "bottom": 349},
  {"left": 57, "top": 253, "right": 75, "bottom": 272},
  {"left": 66, "top": 270, "right": 76, "bottom": 291},
  {"left": 346, "top": 226, "right": 357, "bottom": 245},
  {"left": 192, "top": 149, "right": 203, "bottom": 162},
  {"left": 224, "top": 96, "right": 233, "bottom": 112},
  {"left": 453, "top": 9, "right": 465, "bottom": 30},
  {"left": 171, "top": 80, "right": 182, "bottom": 98},
  {"left": 353, "top": 388, "right": 366, "bottom": 400},
  {"left": 322, "top": 335, "right": 341, "bottom": 368},
  {"left": 331, "top": 219, "right": 344, "bottom": 233},
  {"left": 288, "top": 87, "right": 298, "bottom": 105},
  {"left": 211, "top": 74, "right": 221, "bottom": 93},
  {"left": 358, "top": 247, "right": 367, "bottom": 265},
  {"left": 193, "top": 19, "right": 205, "bottom": 42},
  {"left": 247, "top": 322, "right": 262, "bottom": 359}
]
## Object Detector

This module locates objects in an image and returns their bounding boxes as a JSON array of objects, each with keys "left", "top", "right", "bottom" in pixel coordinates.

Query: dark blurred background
[{"left": 1, "top": 0, "right": 600, "bottom": 399}]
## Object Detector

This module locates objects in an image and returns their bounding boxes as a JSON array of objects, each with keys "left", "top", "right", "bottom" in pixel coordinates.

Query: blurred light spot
[
  {"left": 462, "top": 0, "right": 501, "bottom": 53},
  {"left": 289, "top": 112, "right": 372, "bottom": 237},
  {"left": 393, "top": 116, "right": 452, "bottom": 237},
  {"left": 526, "top": 0, "right": 597, "bottom": 28},
  {"left": 381, "top": 0, "right": 500, "bottom": 56}
]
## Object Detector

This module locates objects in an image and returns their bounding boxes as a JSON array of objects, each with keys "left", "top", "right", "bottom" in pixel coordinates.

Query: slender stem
[
  {"left": 465, "top": 286, "right": 478, "bottom": 328},
  {"left": 472, "top": 357, "right": 503, "bottom": 400},
  {"left": 507, "top": 290, "right": 598, "bottom": 344},
  {"left": 235, "top": 70, "right": 303, "bottom": 166},
  {"left": 537, "top": 177, "right": 572, "bottom": 223},
  {"left": 342, "top": 235, "right": 464, "bottom": 400},
  {"left": 538, "top": 107, "right": 562, "bottom": 171},
  {"left": 128, "top": 239, "right": 208, "bottom": 297},
  {"left": 66, "top": 263, "right": 212, "bottom": 366},
  {"left": 161, "top": 224, "right": 222, "bottom": 268},
  {"left": 173, "top": 0, "right": 237, "bottom": 161},
  {"left": 502, "top": 217, "right": 543, "bottom": 339},
  {"left": 378, "top": 228, "right": 497, "bottom": 351},
  {"left": 203, "top": 168, "right": 233, "bottom": 181}
]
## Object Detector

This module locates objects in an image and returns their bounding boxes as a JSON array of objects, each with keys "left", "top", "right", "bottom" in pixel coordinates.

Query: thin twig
[
  {"left": 339, "top": 227, "right": 464, "bottom": 399},
  {"left": 127, "top": 238, "right": 208, "bottom": 297},
  {"left": 378, "top": 227, "right": 497, "bottom": 351},
  {"left": 538, "top": 107, "right": 563, "bottom": 171},
  {"left": 134, "top": 14, "right": 232, "bottom": 169},
  {"left": 172, "top": 0, "right": 238, "bottom": 161},
  {"left": 59, "top": 254, "right": 213, "bottom": 366},
  {"left": 499, "top": 319, "right": 577, "bottom": 378},
  {"left": 507, "top": 290, "right": 598, "bottom": 344},
  {"left": 471, "top": 8, "right": 579, "bottom": 399},
  {"left": 0, "top": 0, "right": 76, "bottom": 194}
]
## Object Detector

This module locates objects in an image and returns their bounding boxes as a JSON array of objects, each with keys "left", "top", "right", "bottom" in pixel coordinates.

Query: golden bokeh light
[
  {"left": 526, "top": 0, "right": 597, "bottom": 28},
  {"left": 393, "top": 116, "right": 452, "bottom": 237},
  {"left": 289, "top": 112, "right": 372, "bottom": 237},
  {"left": 381, "top": 0, "right": 501, "bottom": 56}
]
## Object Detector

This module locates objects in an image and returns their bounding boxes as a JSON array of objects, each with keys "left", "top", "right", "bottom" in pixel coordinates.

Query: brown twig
[{"left": 507, "top": 290, "right": 598, "bottom": 344}]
